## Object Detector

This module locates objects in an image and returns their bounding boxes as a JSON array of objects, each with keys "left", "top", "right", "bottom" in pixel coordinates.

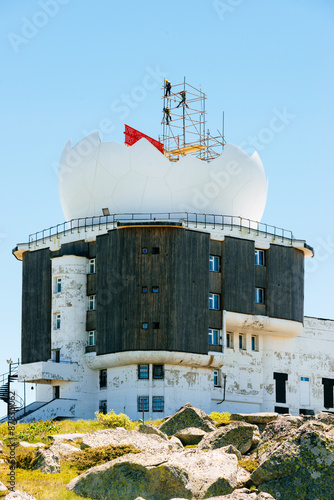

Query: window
[
  {"left": 99, "top": 400, "right": 107, "bottom": 414},
  {"left": 255, "top": 287, "right": 265, "bottom": 304},
  {"left": 274, "top": 372, "right": 288, "bottom": 404},
  {"left": 255, "top": 249, "right": 265, "bottom": 266},
  {"left": 322, "top": 378, "right": 334, "bottom": 409},
  {"left": 152, "top": 322, "right": 160, "bottom": 329},
  {"left": 226, "top": 332, "right": 234, "bottom": 349},
  {"left": 142, "top": 247, "right": 148, "bottom": 255},
  {"left": 88, "top": 295, "right": 96, "bottom": 311},
  {"left": 239, "top": 333, "right": 246, "bottom": 350},
  {"left": 142, "top": 286, "right": 148, "bottom": 293},
  {"left": 251, "top": 335, "right": 258, "bottom": 351},
  {"left": 152, "top": 247, "right": 160, "bottom": 254},
  {"left": 152, "top": 286, "right": 159, "bottom": 293},
  {"left": 208, "top": 329, "right": 219, "bottom": 345},
  {"left": 209, "top": 293, "right": 220, "bottom": 310},
  {"left": 137, "top": 396, "right": 149, "bottom": 412},
  {"left": 99, "top": 369, "right": 107, "bottom": 389},
  {"left": 152, "top": 396, "right": 164, "bottom": 412},
  {"left": 53, "top": 386, "right": 60, "bottom": 399},
  {"left": 300, "top": 376, "right": 310, "bottom": 406},
  {"left": 54, "top": 277, "right": 62, "bottom": 293},
  {"left": 142, "top": 323, "right": 148, "bottom": 330},
  {"left": 88, "top": 330, "right": 96, "bottom": 346},
  {"left": 89, "top": 259, "right": 96, "bottom": 274},
  {"left": 53, "top": 349, "right": 60, "bottom": 363},
  {"left": 213, "top": 370, "right": 220, "bottom": 387},
  {"left": 153, "top": 365, "right": 164, "bottom": 379},
  {"left": 138, "top": 365, "right": 149, "bottom": 379},
  {"left": 209, "top": 255, "right": 220, "bottom": 272},
  {"left": 54, "top": 313, "right": 61, "bottom": 330}
]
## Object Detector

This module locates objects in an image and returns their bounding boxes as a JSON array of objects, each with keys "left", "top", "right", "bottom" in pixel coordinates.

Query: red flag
[{"left": 124, "top": 124, "right": 164, "bottom": 154}]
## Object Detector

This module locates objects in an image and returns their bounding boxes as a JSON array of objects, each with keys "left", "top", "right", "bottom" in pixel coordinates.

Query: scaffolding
[{"left": 161, "top": 78, "right": 225, "bottom": 162}]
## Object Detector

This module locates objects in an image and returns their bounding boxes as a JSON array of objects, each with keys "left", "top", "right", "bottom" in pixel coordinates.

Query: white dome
[{"left": 58, "top": 132, "right": 268, "bottom": 222}]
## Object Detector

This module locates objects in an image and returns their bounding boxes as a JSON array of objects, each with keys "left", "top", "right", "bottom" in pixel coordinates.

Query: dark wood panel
[
  {"left": 255, "top": 265, "right": 267, "bottom": 288},
  {"left": 208, "top": 310, "right": 222, "bottom": 329},
  {"left": 222, "top": 237, "right": 255, "bottom": 314},
  {"left": 51, "top": 240, "right": 89, "bottom": 258},
  {"left": 209, "top": 272, "right": 222, "bottom": 294},
  {"left": 267, "top": 245, "right": 304, "bottom": 322},
  {"left": 96, "top": 226, "right": 209, "bottom": 355},
  {"left": 255, "top": 303, "right": 266, "bottom": 316},
  {"left": 87, "top": 274, "right": 96, "bottom": 295},
  {"left": 22, "top": 249, "right": 51, "bottom": 364},
  {"left": 86, "top": 310, "right": 96, "bottom": 331},
  {"left": 89, "top": 241, "right": 96, "bottom": 258}
]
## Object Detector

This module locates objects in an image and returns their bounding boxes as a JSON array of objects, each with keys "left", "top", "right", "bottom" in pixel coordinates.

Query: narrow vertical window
[
  {"left": 137, "top": 396, "right": 149, "bottom": 412},
  {"left": 99, "top": 400, "right": 107, "bottom": 414},
  {"left": 226, "top": 332, "right": 234, "bottom": 349},
  {"left": 255, "top": 288, "right": 265, "bottom": 304},
  {"left": 322, "top": 378, "right": 334, "bottom": 409},
  {"left": 255, "top": 249, "right": 265, "bottom": 266},
  {"left": 239, "top": 334, "right": 246, "bottom": 350},
  {"left": 89, "top": 295, "right": 96, "bottom": 311},
  {"left": 99, "top": 369, "right": 107, "bottom": 389},
  {"left": 208, "top": 329, "right": 219, "bottom": 345},
  {"left": 209, "top": 293, "right": 220, "bottom": 310},
  {"left": 88, "top": 331, "right": 96, "bottom": 346},
  {"left": 152, "top": 396, "right": 164, "bottom": 412},
  {"left": 251, "top": 335, "right": 258, "bottom": 351},
  {"left": 54, "top": 313, "right": 61, "bottom": 330},
  {"left": 153, "top": 365, "right": 164, "bottom": 379},
  {"left": 89, "top": 259, "right": 96, "bottom": 274},
  {"left": 213, "top": 370, "right": 220, "bottom": 387},
  {"left": 138, "top": 365, "right": 149, "bottom": 379},
  {"left": 274, "top": 372, "right": 288, "bottom": 404},
  {"left": 209, "top": 255, "right": 220, "bottom": 272}
]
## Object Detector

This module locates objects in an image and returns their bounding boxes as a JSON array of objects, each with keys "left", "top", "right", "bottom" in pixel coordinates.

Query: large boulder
[
  {"left": 159, "top": 403, "right": 216, "bottom": 436},
  {"left": 137, "top": 423, "right": 169, "bottom": 440},
  {"left": 31, "top": 448, "right": 60, "bottom": 474},
  {"left": 230, "top": 413, "right": 278, "bottom": 426},
  {"left": 67, "top": 448, "right": 239, "bottom": 499},
  {"left": 81, "top": 427, "right": 181, "bottom": 452},
  {"left": 202, "top": 490, "right": 275, "bottom": 499},
  {"left": 174, "top": 427, "right": 207, "bottom": 445},
  {"left": 4, "top": 492, "right": 37, "bottom": 499},
  {"left": 198, "top": 422, "right": 260, "bottom": 455},
  {"left": 49, "top": 441, "right": 79, "bottom": 456},
  {"left": 251, "top": 420, "right": 334, "bottom": 500}
]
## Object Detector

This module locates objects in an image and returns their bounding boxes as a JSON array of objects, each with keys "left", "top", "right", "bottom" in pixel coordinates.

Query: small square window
[
  {"left": 142, "top": 323, "right": 148, "bottom": 330},
  {"left": 255, "top": 249, "right": 265, "bottom": 266},
  {"left": 99, "top": 369, "right": 107, "bottom": 389},
  {"left": 142, "top": 247, "right": 148, "bottom": 254},
  {"left": 88, "top": 331, "right": 96, "bottom": 346},
  {"left": 251, "top": 335, "right": 258, "bottom": 351},
  {"left": 152, "top": 247, "right": 160, "bottom": 254},
  {"left": 152, "top": 286, "right": 159, "bottom": 293},
  {"left": 226, "top": 332, "right": 234, "bottom": 349},
  {"left": 142, "top": 286, "right": 148, "bottom": 293},
  {"left": 255, "top": 288, "right": 265, "bottom": 304},
  {"left": 99, "top": 400, "right": 107, "bottom": 414},
  {"left": 209, "top": 293, "right": 220, "bottom": 310},
  {"left": 209, "top": 255, "right": 220, "bottom": 272},
  {"left": 239, "top": 333, "right": 246, "bottom": 350},
  {"left": 89, "top": 259, "right": 96, "bottom": 274},
  {"left": 138, "top": 365, "right": 149, "bottom": 379},
  {"left": 138, "top": 396, "right": 149, "bottom": 412},
  {"left": 89, "top": 295, "right": 96, "bottom": 311},
  {"left": 152, "top": 396, "right": 164, "bottom": 412},
  {"left": 153, "top": 322, "right": 160, "bottom": 329},
  {"left": 208, "top": 329, "right": 219, "bottom": 345},
  {"left": 153, "top": 365, "right": 164, "bottom": 379}
]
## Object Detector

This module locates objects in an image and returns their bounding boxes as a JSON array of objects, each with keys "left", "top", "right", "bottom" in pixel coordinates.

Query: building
[{"left": 10, "top": 126, "right": 334, "bottom": 422}]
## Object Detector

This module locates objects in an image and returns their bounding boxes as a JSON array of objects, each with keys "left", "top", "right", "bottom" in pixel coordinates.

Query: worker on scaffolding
[
  {"left": 176, "top": 90, "right": 189, "bottom": 108},
  {"left": 164, "top": 79, "right": 171, "bottom": 97},
  {"left": 163, "top": 106, "right": 172, "bottom": 125}
]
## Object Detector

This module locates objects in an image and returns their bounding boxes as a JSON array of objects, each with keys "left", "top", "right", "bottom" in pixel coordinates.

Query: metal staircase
[{"left": 0, "top": 362, "right": 24, "bottom": 417}]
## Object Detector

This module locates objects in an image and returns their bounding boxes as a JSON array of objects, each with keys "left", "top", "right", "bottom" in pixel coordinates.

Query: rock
[
  {"left": 169, "top": 435, "right": 184, "bottom": 449},
  {"left": 4, "top": 492, "right": 37, "bottom": 499},
  {"left": 221, "top": 445, "right": 242, "bottom": 460},
  {"left": 137, "top": 423, "right": 168, "bottom": 440},
  {"left": 48, "top": 432, "right": 86, "bottom": 443},
  {"left": 202, "top": 488, "right": 275, "bottom": 498},
  {"left": 252, "top": 422, "right": 334, "bottom": 500},
  {"left": 159, "top": 403, "right": 216, "bottom": 436},
  {"left": 315, "top": 411, "right": 334, "bottom": 426},
  {"left": 31, "top": 448, "right": 60, "bottom": 474},
  {"left": 236, "top": 468, "right": 252, "bottom": 488},
  {"left": 49, "top": 441, "right": 79, "bottom": 456},
  {"left": 80, "top": 427, "right": 180, "bottom": 452},
  {"left": 19, "top": 442, "right": 46, "bottom": 448},
  {"left": 67, "top": 448, "right": 239, "bottom": 499},
  {"left": 230, "top": 413, "right": 279, "bottom": 426},
  {"left": 174, "top": 427, "right": 207, "bottom": 445},
  {"left": 0, "top": 481, "right": 7, "bottom": 491},
  {"left": 198, "top": 422, "right": 260, "bottom": 455}
]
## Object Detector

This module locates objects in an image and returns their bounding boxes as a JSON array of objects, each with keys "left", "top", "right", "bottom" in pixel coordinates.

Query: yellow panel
[{"left": 167, "top": 144, "right": 207, "bottom": 156}]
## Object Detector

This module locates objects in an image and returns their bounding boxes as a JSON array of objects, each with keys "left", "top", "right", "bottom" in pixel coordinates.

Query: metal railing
[{"left": 27, "top": 212, "right": 293, "bottom": 248}]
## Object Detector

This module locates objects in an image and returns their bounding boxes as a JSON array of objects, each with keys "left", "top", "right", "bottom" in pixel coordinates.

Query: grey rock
[
  {"left": 230, "top": 413, "right": 279, "bottom": 425},
  {"left": 137, "top": 423, "right": 168, "bottom": 440},
  {"left": 48, "top": 432, "right": 86, "bottom": 443},
  {"left": 4, "top": 492, "right": 37, "bottom": 499},
  {"left": 81, "top": 427, "right": 180, "bottom": 452},
  {"left": 67, "top": 448, "right": 239, "bottom": 500},
  {"left": 174, "top": 426, "right": 207, "bottom": 445},
  {"left": 19, "top": 442, "right": 46, "bottom": 448},
  {"left": 32, "top": 448, "right": 60, "bottom": 474},
  {"left": 159, "top": 403, "right": 216, "bottom": 436},
  {"left": 202, "top": 489, "right": 275, "bottom": 499},
  {"left": 220, "top": 445, "right": 242, "bottom": 460},
  {"left": 49, "top": 441, "right": 79, "bottom": 456},
  {"left": 169, "top": 435, "right": 184, "bottom": 449},
  {"left": 198, "top": 421, "right": 260, "bottom": 454}
]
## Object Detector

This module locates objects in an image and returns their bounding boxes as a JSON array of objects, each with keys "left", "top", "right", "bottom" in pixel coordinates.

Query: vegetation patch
[
  {"left": 94, "top": 409, "right": 137, "bottom": 430},
  {"left": 208, "top": 411, "right": 231, "bottom": 426},
  {"left": 66, "top": 444, "right": 141, "bottom": 471},
  {"left": 238, "top": 457, "right": 260, "bottom": 472}
]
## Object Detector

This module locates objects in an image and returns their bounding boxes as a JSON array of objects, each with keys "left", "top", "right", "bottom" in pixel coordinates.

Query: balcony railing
[{"left": 27, "top": 212, "right": 294, "bottom": 247}]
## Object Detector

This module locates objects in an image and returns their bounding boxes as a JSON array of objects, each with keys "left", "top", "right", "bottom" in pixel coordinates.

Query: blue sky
[{"left": 0, "top": 0, "right": 333, "bottom": 413}]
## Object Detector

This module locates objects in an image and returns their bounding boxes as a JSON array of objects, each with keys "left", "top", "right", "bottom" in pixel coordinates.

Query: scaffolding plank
[{"left": 167, "top": 144, "right": 207, "bottom": 156}]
